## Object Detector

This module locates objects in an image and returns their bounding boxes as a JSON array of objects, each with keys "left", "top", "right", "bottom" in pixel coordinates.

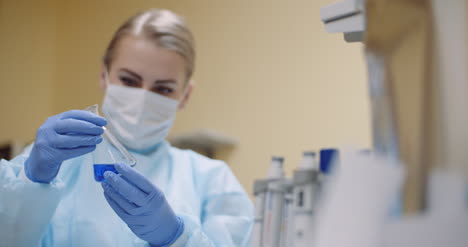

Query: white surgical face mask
[{"left": 101, "top": 74, "right": 181, "bottom": 151}]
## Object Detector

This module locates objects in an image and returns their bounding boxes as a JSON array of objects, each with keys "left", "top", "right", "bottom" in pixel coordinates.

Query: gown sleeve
[
  {"left": 170, "top": 157, "right": 254, "bottom": 247},
  {"left": 0, "top": 145, "right": 65, "bottom": 247}
]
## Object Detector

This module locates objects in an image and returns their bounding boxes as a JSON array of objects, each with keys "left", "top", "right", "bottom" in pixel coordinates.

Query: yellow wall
[
  {"left": 0, "top": 0, "right": 371, "bottom": 195},
  {"left": 0, "top": 0, "right": 57, "bottom": 142}
]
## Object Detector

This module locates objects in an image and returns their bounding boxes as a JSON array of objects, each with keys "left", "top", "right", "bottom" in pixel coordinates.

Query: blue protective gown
[{"left": 0, "top": 141, "right": 253, "bottom": 247}]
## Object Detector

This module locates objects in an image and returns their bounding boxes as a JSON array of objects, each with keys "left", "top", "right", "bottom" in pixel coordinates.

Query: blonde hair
[{"left": 103, "top": 9, "right": 195, "bottom": 80}]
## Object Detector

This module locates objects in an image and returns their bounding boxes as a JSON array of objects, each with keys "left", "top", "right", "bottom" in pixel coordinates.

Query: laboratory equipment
[
  {"left": 292, "top": 152, "right": 321, "bottom": 247},
  {"left": 252, "top": 156, "right": 285, "bottom": 247},
  {"left": 280, "top": 180, "right": 294, "bottom": 247},
  {"left": 252, "top": 180, "right": 268, "bottom": 247},
  {"left": 267, "top": 156, "right": 285, "bottom": 178},
  {"left": 319, "top": 149, "right": 339, "bottom": 175},
  {"left": 263, "top": 179, "right": 288, "bottom": 247},
  {"left": 85, "top": 104, "right": 136, "bottom": 182},
  {"left": 317, "top": 1, "right": 468, "bottom": 246},
  {"left": 320, "top": 0, "right": 366, "bottom": 42},
  {"left": 382, "top": 170, "right": 468, "bottom": 247},
  {"left": 312, "top": 150, "right": 404, "bottom": 247},
  {"left": 252, "top": 150, "right": 353, "bottom": 247}
]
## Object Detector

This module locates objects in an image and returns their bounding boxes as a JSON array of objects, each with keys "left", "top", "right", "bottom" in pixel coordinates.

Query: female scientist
[{"left": 0, "top": 9, "right": 253, "bottom": 247}]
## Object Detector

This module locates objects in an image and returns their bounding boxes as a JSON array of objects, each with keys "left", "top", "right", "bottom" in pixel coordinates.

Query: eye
[
  {"left": 152, "top": 86, "right": 174, "bottom": 95},
  {"left": 119, "top": 76, "right": 141, "bottom": 88}
]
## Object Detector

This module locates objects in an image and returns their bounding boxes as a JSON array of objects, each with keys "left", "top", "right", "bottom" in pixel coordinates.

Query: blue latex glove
[
  {"left": 25, "top": 110, "right": 107, "bottom": 183},
  {"left": 101, "top": 163, "right": 184, "bottom": 247}
]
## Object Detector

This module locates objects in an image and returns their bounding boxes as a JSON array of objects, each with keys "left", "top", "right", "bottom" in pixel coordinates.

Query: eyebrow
[
  {"left": 119, "top": 68, "right": 177, "bottom": 85},
  {"left": 155, "top": 79, "right": 177, "bottom": 85},
  {"left": 120, "top": 68, "right": 142, "bottom": 81}
]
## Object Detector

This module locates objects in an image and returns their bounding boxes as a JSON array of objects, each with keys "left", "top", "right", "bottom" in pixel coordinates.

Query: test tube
[{"left": 84, "top": 104, "right": 136, "bottom": 182}]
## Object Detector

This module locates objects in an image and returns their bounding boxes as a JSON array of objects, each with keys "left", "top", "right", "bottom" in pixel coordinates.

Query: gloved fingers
[
  {"left": 55, "top": 119, "right": 104, "bottom": 135},
  {"left": 114, "top": 163, "right": 155, "bottom": 194},
  {"left": 51, "top": 134, "right": 102, "bottom": 149},
  {"left": 102, "top": 181, "right": 138, "bottom": 214},
  {"left": 103, "top": 191, "right": 143, "bottom": 225},
  {"left": 59, "top": 145, "right": 97, "bottom": 159},
  {"left": 103, "top": 170, "right": 149, "bottom": 207},
  {"left": 60, "top": 110, "right": 107, "bottom": 126}
]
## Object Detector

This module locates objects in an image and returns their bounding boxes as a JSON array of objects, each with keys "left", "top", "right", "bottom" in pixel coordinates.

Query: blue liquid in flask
[{"left": 93, "top": 164, "right": 119, "bottom": 182}]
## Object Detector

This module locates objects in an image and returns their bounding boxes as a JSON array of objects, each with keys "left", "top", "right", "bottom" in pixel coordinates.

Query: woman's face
[{"left": 102, "top": 35, "right": 191, "bottom": 103}]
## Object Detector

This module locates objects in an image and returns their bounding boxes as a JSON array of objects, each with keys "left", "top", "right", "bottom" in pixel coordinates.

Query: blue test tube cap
[{"left": 320, "top": 148, "right": 339, "bottom": 174}]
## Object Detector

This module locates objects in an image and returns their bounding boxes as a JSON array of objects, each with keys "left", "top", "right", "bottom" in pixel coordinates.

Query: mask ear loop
[{"left": 104, "top": 69, "right": 111, "bottom": 86}]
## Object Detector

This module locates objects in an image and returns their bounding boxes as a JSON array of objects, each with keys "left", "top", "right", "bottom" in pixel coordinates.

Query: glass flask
[{"left": 84, "top": 104, "right": 136, "bottom": 182}]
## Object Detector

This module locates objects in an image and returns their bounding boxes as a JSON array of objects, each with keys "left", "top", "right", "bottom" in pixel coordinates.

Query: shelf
[{"left": 168, "top": 129, "right": 238, "bottom": 158}]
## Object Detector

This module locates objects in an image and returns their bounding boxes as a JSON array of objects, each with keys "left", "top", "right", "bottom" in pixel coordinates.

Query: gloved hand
[
  {"left": 101, "top": 163, "right": 184, "bottom": 247},
  {"left": 25, "top": 110, "right": 107, "bottom": 183}
]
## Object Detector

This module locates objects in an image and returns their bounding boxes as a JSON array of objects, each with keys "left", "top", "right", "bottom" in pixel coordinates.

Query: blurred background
[{"left": 0, "top": 0, "right": 370, "bottom": 195}]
